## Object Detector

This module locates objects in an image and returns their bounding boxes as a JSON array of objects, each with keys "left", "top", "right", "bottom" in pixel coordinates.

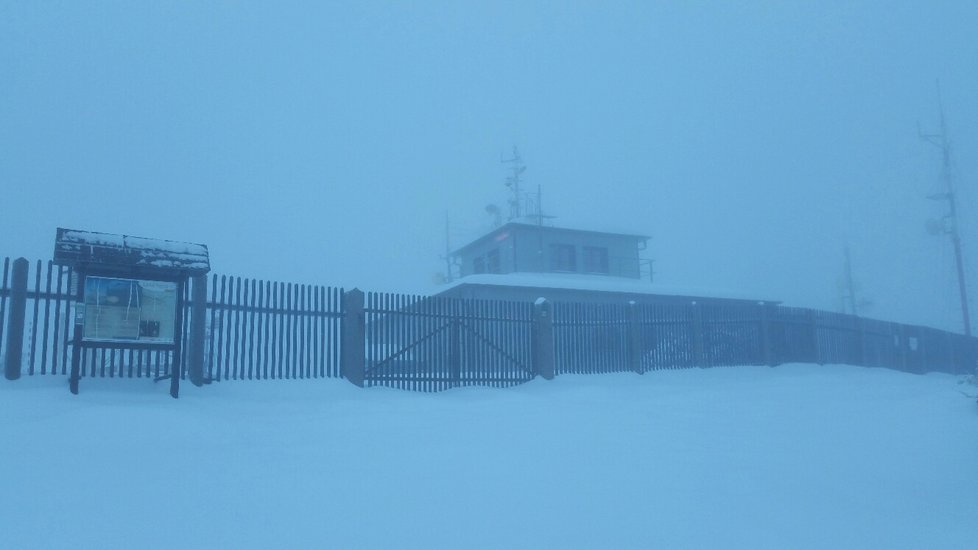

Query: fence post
[
  {"left": 449, "top": 301, "right": 462, "bottom": 383},
  {"left": 759, "top": 302, "right": 775, "bottom": 367},
  {"left": 341, "top": 289, "right": 365, "bottom": 387},
  {"left": 917, "top": 328, "right": 928, "bottom": 374},
  {"left": 69, "top": 272, "right": 84, "bottom": 394},
  {"left": 532, "top": 298, "right": 555, "bottom": 380},
  {"left": 4, "top": 258, "right": 28, "bottom": 380},
  {"left": 962, "top": 338, "right": 978, "bottom": 376},
  {"left": 897, "top": 324, "right": 909, "bottom": 372},
  {"left": 691, "top": 302, "right": 705, "bottom": 367},
  {"left": 855, "top": 316, "right": 867, "bottom": 367},
  {"left": 627, "top": 301, "right": 644, "bottom": 374},
  {"left": 807, "top": 309, "right": 821, "bottom": 364},
  {"left": 169, "top": 278, "right": 185, "bottom": 399},
  {"left": 944, "top": 330, "right": 956, "bottom": 374},
  {"left": 188, "top": 275, "right": 208, "bottom": 386}
]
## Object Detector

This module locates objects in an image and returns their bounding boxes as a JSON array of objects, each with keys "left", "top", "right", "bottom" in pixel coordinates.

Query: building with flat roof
[
  {"left": 440, "top": 222, "right": 774, "bottom": 307},
  {"left": 451, "top": 222, "right": 651, "bottom": 280}
]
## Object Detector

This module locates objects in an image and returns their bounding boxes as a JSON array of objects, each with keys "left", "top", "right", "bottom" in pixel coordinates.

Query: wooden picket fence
[
  {"left": 0, "top": 258, "right": 342, "bottom": 382},
  {"left": 204, "top": 275, "right": 343, "bottom": 381},
  {"left": 552, "top": 301, "right": 977, "bottom": 377},
  {"left": 2, "top": 256, "right": 976, "bottom": 392}
]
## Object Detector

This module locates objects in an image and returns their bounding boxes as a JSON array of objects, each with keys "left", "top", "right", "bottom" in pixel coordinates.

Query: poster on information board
[{"left": 80, "top": 276, "right": 178, "bottom": 344}]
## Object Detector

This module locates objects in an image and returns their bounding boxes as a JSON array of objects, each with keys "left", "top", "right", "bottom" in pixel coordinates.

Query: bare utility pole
[{"left": 919, "top": 81, "right": 971, "bottom": 336}]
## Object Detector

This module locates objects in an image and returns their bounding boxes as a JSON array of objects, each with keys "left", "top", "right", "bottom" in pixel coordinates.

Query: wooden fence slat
[
  {"left": 28, "top": 260, "right": 42, "bottom": 375},
  {"left": 232, "top": 277, "right": 242, "bottom": 380},
  {"left": 272, "top": 282, "right": 281, "bottom": 378},
  {"left": 286, "top": 283, "right": 295, "bottom": 379},
  {"left": 307, "top": 285, "right": 314, "bottom": 378},
  {"left": 205, "top": 274, "right": 216, "bottom": 380},
  {"left": 51, "top": 265, "right": 65, "bottom": 375},
  {"left": 310, "top": 286, "right": 318, "bottom": 378},
  {"left": 295, "top": 284, "right": 302, "bottom": 378},
  {"left": 254, "top": 280, "right": 264, "bottom": 379},
  {"left": 0, "top": 258, "right": 8, "bottom": 361},
  {"left": 217, "top": 275, "right": 228, "bottom": 380},
  {"left": 39, "top": 261, "right": 53, "bottom": 375},
  {"left": 328, "top": 288, "right": 332, "bottom": 378},
  {"left": 261, "top": 281, "right": 270, "bottom": 379},
  {"left": 281, "top": 282, "right": 289, "bottom": 379},
  {"left": 243, "top": 278, "right": 252, "bottom": 380},
  {"left": 274, "top": 280, "right": 281, "bottom": 378},
  {"left": 301, "top": 284, "right": 310, "bottom": 379}
]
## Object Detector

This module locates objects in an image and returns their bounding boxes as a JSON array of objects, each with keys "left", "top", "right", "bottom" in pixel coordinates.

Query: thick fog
[{"left": 2, "top": 2, "right": 976, "bottom": 332}]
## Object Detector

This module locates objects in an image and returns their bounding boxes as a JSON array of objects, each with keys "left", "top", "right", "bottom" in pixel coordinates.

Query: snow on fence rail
[{"left": 2, "top": 256, "right": 976, "bottom": 391}]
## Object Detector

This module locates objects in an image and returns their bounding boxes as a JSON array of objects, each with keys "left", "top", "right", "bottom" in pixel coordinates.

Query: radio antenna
[
  {"left": 501, "top": 147, "right": 526, "bottom": 220},
  {"left": 919, "top": 80, "right": 971, "bottom": 336}
]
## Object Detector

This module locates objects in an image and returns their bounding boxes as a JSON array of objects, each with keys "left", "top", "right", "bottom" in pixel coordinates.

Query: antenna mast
[
  {"left": 843, "top": 245, "right": 859, "bottom": 316},
  {"left": 444, "top": 212, "right": 453, "bottom": 283},
  {"left": 920, "top": 81, "right": 971, "bottom": 336},
  {"left": 502, "top": 147, "right": 526, "bottom": 220}
]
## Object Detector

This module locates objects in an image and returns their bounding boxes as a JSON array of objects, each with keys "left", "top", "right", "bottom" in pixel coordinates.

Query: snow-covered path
[{"left": 2, "top": 364, "right": 976, "bottom": 549}]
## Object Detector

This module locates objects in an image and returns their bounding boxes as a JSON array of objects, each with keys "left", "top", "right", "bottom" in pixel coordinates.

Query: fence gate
[{"left": 364, "top": 293, "right": 535, "bottom": 391}]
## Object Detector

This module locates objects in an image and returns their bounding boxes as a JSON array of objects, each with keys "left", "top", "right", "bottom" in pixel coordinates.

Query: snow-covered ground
[{"left": 2, "top": 364, "right": 976, "bottom": 549}]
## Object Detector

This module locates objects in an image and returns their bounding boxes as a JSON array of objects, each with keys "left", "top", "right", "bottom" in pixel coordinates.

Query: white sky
[{"left": 2, "top": 1, "right": 977, "bottom": 332}]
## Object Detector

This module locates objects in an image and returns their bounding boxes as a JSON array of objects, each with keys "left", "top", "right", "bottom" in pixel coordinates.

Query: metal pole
[
  {"left": 444, "top": 212, "right": 453, "bottom": 283},
  {"left": 920, "top": 82, "right": 971, "bottom": 336},
  {"left": 949, "top": 218, "right": 971, "bottom": 336},
  {"left": 844, "top": 245, "right": 858, "bottom": 316},
  {"left": 4, "top": 258, "right": 28, "bottom": 380},
  {"left": 938, "top": 90, "right": 971, "bottom": 336}
]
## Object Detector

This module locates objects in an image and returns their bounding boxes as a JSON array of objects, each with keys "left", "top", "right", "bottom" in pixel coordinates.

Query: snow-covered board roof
[{"left": 53, "top": 227, "right": 210, "bottom": 276}]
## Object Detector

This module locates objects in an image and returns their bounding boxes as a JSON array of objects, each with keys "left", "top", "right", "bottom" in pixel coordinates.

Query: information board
[{"left": 81, "top": 276, "right": 178, "bottom": 344}]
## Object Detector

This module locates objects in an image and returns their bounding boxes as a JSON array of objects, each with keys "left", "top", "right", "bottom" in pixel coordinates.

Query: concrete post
[
  {"left": 532, "top": 298, "right": 555, "bottom": 380},
  {"left": 169, "top": 278, "right": 185, "bottom": 399},
  {"left": 917, "top": 327, "right": 928, "bottom": 374},
  {"left": 341, "top": 289, "right": 366, "bottom": 387},
  {"left": 854, "top": 316, "right": 867, "bottom": 367},
  {"left": 188, "top": 275, "right": 208, "bottom": 386},
  {"left": 759, "top": 302, "right": 775, "bottom": 367},
  {"left": 4, "top": 258, "right": 28, "bottom": 380},
  {"left": 69, "top": 272, "right": 84, "bottom": 395},
  {"left": 691, "top": 302, "right": 705, "bottom": 367},
  {"left": 807, "top": 309, "right": 821, "bottom": 364},
  {"left": 944, "top": 330, "right": 957, "bottom": 374},
  {"left": 627, "top": 301, "right": 644, "bottom": 374},
  {"left": 449, "top": 300, "right": 462, "bottom": 382},
  {"left": 897, "top": 324, "right": 909, "bottom": 372}
]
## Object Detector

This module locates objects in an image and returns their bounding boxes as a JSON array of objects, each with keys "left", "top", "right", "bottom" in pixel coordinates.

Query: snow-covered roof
[
  {"left": 451, "top": 221, "right": 650, "bottom": 256},
  {"left": 438, "top": 273, "right": 778, "bottom": 304},
  {"left": 53, "top": 228, "right": 210, "bottom": 276}
]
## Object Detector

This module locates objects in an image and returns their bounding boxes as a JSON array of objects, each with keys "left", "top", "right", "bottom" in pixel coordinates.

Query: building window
[
  {"left": 487, "top": 248, "right": 501, "bottom": 274},
  {"left": 473, "top": 257, "right": 486, "bottom": 274},
  {"left": 549, "top": 244, "right": 577, "bottom": 272},
  {"left": 583, "top": 246, "right": 609, "bottom": 274}
]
